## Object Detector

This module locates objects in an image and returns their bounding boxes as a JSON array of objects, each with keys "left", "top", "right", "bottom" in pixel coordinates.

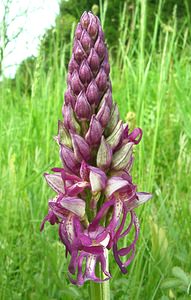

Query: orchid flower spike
[{"left": 41, "top": 11, "right": 152, "bottom": 286}]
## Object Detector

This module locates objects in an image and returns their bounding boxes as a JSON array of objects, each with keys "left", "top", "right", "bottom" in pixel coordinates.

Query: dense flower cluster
[{"left": 41, "top": 11, "right": 151, "bottom": 286}]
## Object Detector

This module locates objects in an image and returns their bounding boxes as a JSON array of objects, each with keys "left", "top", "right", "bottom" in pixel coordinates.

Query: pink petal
[
  {"left": 89, "top": 168, "right": 107, "bottom": 192},
  {"left": 105, "top": 176, "right": 128, "bottom": 197},
  {"left": 60, "top": 197, "right": 85, "bottom": 218},
  {"left": 126, "top": 192, "right": 152, "bottom": 209},
  {"left": 66, "top": 181, "right": 90, "bottom": 196},
  {"left": 44, "top": 173, "right": 65, "bottom": 194}
]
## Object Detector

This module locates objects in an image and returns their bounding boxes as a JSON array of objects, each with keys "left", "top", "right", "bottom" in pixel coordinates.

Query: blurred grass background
[{"left": 0, "top": 0, "right": 191, "bottom": 299}]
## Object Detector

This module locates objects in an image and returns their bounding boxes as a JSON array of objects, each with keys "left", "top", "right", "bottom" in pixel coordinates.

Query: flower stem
[
  {"left": 89, "top": 252, "right": 110, "bottom": 300},
  {"left": 89, "top": 277, "right": 110, "bottom": 300}
]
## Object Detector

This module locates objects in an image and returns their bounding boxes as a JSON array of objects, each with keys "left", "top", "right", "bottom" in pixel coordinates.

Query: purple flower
[
  {"left": 41, "top": 11, "right": 152, "bottom": 286},
  {"left": 59, "top": 219, "right": 111, "bottom": 285}
]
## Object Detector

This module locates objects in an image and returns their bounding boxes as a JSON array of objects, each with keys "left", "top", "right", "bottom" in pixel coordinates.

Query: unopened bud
[
  {"left": 85, "top": 115, "right": 103, "bottom": 145},
  {"left": 79, "top": 60, "right": 92, "bottom": 84},
  {"left": 68, "top": 55, "right": 79, "bottom": 74},
  {"left": 75, "top": 23, "right": 83, "bottom": 39},
  {"left": 101, "top": 55, "right": 110, "bottom": 76},
  {"left": 94, "top": 36, "right": 105, "bottom": 59},
  {"left": 75, "top": 91, "right": 91, "bottom": 120},
  {"left": 80, "top": 11, "right": 90, "bottom": 29},
  {"left": 96, "top": 100, "right": 110, "bottom": 127},
  {"left": 87, "top": 48, "right": 100, "bottom": 74},
  {"left": 64, "top": 88, "right": 76, "bottom": 109},
  {"left": 73, "top": 41, "right": 86, "bottom": 64},
  {"left": 100, "top": 89, "right": 112, "bottom": 109},
  {"left": 57, "top": 120, "right": 72, "bottom": 148},
  {"left": 98, "top": 24, "right": 105, "bottom": 40},
  {"left": 71, "top": 133, "right": 91, "bottom": 162},
  {"left": 87, "top": 19, "right": 98, "bottom": 39},
  {"left": 62, "top": 104, "right": 80, "bottom": 133},
  {"left": 86, "top": 80, "right": 99, "bottom": 105},
  {"left": 70, "top": 70, "right": 84, "bottom": 95},
  {"left": 96, "top": 68, "right": 107, "bottom": 91},
  {"left": 60, "top": 145, "right": 80, "bottom": 174},
  {"left": 80, "top": 30, "right": 92, "bottom": 53}
]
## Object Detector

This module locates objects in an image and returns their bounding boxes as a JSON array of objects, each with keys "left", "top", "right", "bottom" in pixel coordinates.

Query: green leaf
[
  {"left": 161, "top": 278, "right": 183, "bottom": 289},
  {"left": 172, "top": 266, "right": 190, "bottom": 285}
]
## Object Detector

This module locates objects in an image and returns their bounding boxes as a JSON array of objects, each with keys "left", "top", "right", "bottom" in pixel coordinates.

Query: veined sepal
[
  {"left": 111, "top": 142, "right": 133, "bottom": 170},
  {"left": 106, "top": 120, "right": 123, "bottom": 150},
  {"left": 97, "top": 136, "right": 112, "bottom": 170},
  {"left": 55, "top": 120, "right": 72, "bottom": 148},
  {"left": 44, "top": 173, "right": 65, "bottom": 194},
  {"left": 105, "top": 103, "right": 119, "bottom": 136}
]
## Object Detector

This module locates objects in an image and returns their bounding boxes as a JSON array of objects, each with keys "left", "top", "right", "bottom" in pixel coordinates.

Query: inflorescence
[{"left": 41, "top": 11, "right": 152, "bottom": 286}]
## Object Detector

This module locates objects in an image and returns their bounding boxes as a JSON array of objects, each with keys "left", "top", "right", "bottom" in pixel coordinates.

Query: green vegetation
[{"left": 0, "top": 1, "right": 191, "bottom": 299}]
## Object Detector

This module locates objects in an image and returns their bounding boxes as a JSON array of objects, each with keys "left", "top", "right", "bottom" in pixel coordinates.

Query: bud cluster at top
[{"left": 63, "top": 11, "right": 111, "bottom": 124}]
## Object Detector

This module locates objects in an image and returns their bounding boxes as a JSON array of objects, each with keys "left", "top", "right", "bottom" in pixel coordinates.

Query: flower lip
[
  {"left": 40, "top": 210, "right": 59, "bottom": 231},
  {"left": 128, "top": 127, "right": 143, "bottom": 144}
]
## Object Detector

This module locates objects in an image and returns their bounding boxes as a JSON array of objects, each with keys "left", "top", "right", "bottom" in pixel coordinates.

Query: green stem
[
  {"left": 89, "top": 275, "right": 110, "bottom": 300},
  {"left": 89, "top": 251, "right": 110, "bottom": 300}
]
